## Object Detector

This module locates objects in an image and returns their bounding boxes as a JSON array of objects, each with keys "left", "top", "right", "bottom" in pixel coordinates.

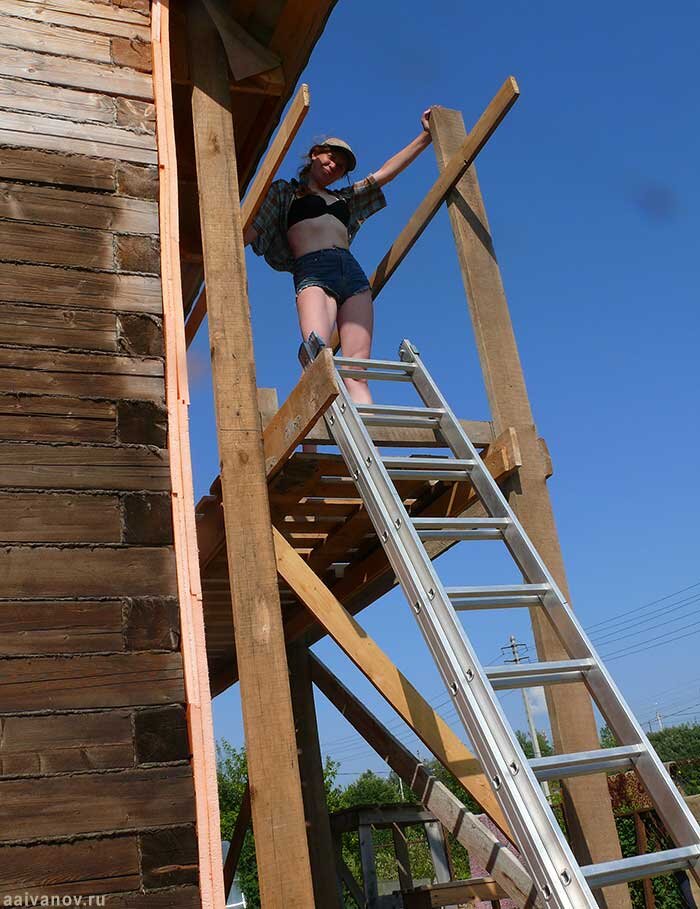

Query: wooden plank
[
  {"left": 0, "top": 492, "right": 121, "bottom": 542},
  {"left": 403, "top": 879, "right": 505, "bottom": 909},
  {"left": 0, "top": 347, "right": 163, "bottom": 376},
  {"left": 0, "top": 75, "right": 115, "bottom": 122},
  {"left": 0, "top": 13, "right": 112, "bottom": 62},
  {"left": 370, "top": 80, "right": 519, "bottom": 300},
  {"left": 0, "top": 220, "right": 114, "bottom": 269},
  {"left": 0, "top": 836, "right": 140, "bottom": 896},
  {"left": 263, "top": 348, "right": 338, "bottom": 478},
  {"left": 150, "top": 4, "right": 233, "bottom": 907},
  {"left": 185, "top": 82, "right": 310, "bottom": 347},
  {"left": 0, "top": 46, "right": 152, "bottom": 100},
  {"left": 311, "top": 658, "right": 541, "bottom": 908},
  {"left": 0, "top": 110, "right": 157, "bottom": 163},
  {"left": 0, "top": 766, "right": 194, "bottom": 841},
  {"left": 187, "top": 3, "right": 315, "bottom": 906},
  {"left": 0, "top": 652, "right": 184, "bottom": 711},
  {"left": 223, "top": 785, "right": 251, "bottom": 897},
  {"left": 0, "top": 709, "right": 133, "bottom": 775},
  {"left": 0, "top": 442, "right": 170, "bottom": 490},
  {"left": 0, "top": 0, "right": 151, "bottom": 41},
  {"left": 0, "top": 303, "right": 117, "bottom": 350},
  {"left": 201, "top": 0, "right": 281, "bottom": 81},
  {"left": 0, "top": 182, "right": 158, "bottom": 233},
  {"left": 0, "top": 394, "right": 116, "bottom": 443},
  {"left": 273, "top": 528, "right": 509, "bottom": 831},
  {"left": 306, "top": 417, "right": 494, "bottom": 449},
  {"left": 140, "top": 826, "right": 199, "bottom": 889},
  {"left": 1, "top": 546, "right": 178, "bottom": 598},
  {"left": 0, "top": 262, "right": 162, "bottom": 313},
  {"left": 430, "top": 107, "right": 630, "bottom": 903},
  {"left": 0, "top": 599, "right": 124, "bottom": 655}
]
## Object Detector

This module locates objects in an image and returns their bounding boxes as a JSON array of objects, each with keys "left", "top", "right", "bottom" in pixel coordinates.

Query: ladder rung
[
  {"left": 581, "top": 845, "right": 700, "bottom": 888},
  {"left": 337, "top": 367, "right": 414, "bottom": 382},
  {"left": 357, "top": 404, "right": 445, "bottom": 428},
  {"left": 485, "top": 659, "right": 594, "bottom": 690},
  {"left": 530, "top": 745, "right": 645, "bottom": 782},
  {"left": 334, "top": 356, "right": 415, "bottom": 372},
  {"left": 413, "top": 517, "right": 510, "bottom": 541},
  {"left": 383, "top": 457, "right": 476, "bottom": 481},
  {"left": 445, "top": 584, "right": 551, "bottom": 610}
]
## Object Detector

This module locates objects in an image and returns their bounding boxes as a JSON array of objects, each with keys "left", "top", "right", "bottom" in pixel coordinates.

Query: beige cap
[{"left": 320, "top": 137, "right": 357, "bottom": 173}]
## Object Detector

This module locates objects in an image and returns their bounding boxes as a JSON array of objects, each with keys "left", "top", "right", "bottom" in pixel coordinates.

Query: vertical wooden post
[
  {"left": 430, "top": 106, "right": 630, "bottom": 909},
  {"left": 185, "top": 2, "right": 315, "bottom": 906},
  {"left": 288, "top": 641, "right": 343, "bottom": 909},
  {"left": 633, "top": 811, "right": 656, "bottom": 909}
]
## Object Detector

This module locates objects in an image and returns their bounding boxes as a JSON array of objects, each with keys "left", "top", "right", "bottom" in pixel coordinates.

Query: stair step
[
  {"left": 581, "top": 845, "right": 700, "bottom": 888},
  {"left": 530, "top": 745, "right": 645, "bottom": 782},
  {"left": 413, "top": 516, "right": 510, "bottom": 540},
  {"left": 445, "top": 584, "right": 551, "bottom": 610},
  {"left": 485, "top": 659, "right": 594, "bottom": 690}
]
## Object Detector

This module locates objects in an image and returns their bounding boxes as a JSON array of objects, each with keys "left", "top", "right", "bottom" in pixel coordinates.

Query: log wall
[{"left": 0, "top": 1, "right": 200, "bottom": 905}]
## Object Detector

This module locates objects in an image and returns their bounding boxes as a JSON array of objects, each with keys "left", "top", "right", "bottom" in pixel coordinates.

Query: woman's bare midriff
[{"left": 287, "top": 213, "right": 349, "bottom": 258}]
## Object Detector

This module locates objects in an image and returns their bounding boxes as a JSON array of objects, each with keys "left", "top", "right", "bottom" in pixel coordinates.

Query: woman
[{"left": 244, "top": 109, "right": 433, "bottom": 404}]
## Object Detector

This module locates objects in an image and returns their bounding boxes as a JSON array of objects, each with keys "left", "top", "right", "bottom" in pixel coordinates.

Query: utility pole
[
  {"left": 656, "top": 710, "right": 664, "bottom": 732},
  {"left": 503, "top": 636, "right": 551, "bottom": 800}
]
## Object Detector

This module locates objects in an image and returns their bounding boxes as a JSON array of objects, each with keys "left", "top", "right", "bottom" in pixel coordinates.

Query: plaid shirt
[{"left": 251, "top": 175, "right": 387, "bottom": 273}]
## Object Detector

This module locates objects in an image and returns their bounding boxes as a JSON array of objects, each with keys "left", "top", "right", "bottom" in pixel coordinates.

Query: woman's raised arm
[{"left": 369, "top": 108, "right": 433, "bottom": 188}]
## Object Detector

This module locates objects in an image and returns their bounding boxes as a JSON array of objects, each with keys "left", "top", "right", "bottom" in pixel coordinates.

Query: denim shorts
[{"left": 292, "top": 247, "right": 370, "bottom": 305}]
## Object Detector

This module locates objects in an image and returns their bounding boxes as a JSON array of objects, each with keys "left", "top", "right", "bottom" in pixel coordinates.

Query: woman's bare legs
[
  {"left": 296, "top": 285, "right": 337, "bottom": 346},
  {"left": 337, "top": 288, "right": 373, "bottom": 404}
]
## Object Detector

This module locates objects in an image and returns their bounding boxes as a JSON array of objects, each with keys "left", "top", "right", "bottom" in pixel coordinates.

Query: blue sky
[{"left": 188, "top": 0, "right": 700, "bottom": 778}]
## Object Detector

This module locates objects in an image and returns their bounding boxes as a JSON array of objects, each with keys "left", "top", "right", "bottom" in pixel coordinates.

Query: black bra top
[{"left": 287, "top": 192, "right": 350, "bottom": 230}]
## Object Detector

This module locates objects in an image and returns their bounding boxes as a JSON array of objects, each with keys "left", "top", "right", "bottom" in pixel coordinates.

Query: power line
[
  {"left": 585, "top": 580, "right": 700, "bottom": 632},
  {"left": 589, "top": 593, "right": 700, "bottom": 645},
  {"left": 602, "top": 622, "right": 700, "bottom": 662},
  {"left": 590, "top": 595, "right": 700, "bottom": 647}
]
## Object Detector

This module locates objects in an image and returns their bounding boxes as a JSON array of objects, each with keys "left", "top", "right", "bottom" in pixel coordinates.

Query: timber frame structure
[{"left": 0, "top": 1, "right": 659, "bottom": 908}]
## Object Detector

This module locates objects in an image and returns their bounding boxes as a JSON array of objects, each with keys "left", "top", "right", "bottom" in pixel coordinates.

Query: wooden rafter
[{"left": 201, "top": 0, "right": 282, "bottom": 82}]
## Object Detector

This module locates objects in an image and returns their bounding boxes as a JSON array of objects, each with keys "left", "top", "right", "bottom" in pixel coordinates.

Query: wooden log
[
  {"left": 140, "top": 827, "right": 199, "bottom": 889},
  {"left": 0, "top": 836, "right": 140, "bottom": 896},
  {"left": 1, "top": 546, "right": 178, "bottom": 598},
  {"left": 0, "top": 0, "right": 151, "bottom": 40},
  {"left": 430, "top": 106, "right": 630, "bottom": 909},
  {"left": 134, "top": 704, "right": 190, "bottom": 764},
  {"left": 273, "top": 528, "right": 509, "bottom": 831},
  {"left": 0, "top": 303, "right": 118, "bottom": 351},
  {"left": 0, "top": 182, "right": 158, "bottom": 233},
  {"left": 184, "top": 82, "right": 310, "bottom": 347},
  {"left": 0, "top": 394, "right": 116, "bottom": 444},
  {"left": 0, "top": 599, "right": 124, "bottom": 655},
  {"left": 0, "top": 766, "right": 194, "bottom": 842},
  {"left": 0, "top": 492, "right": 121, "bottom": 542},
  {"left": 0, "top": 219, "right": 115, "bottom": 269},
  {"left": 310, "top": 657, "right": 541, "bottom": 908},
  {"left": 0, "top": 46, "right": 153, "bottom": 100},
  {"left": 124, "top": 597, "right": 180, "bottom": 651},
  {"left": 116, "top": 400, "right": 167, "bottom": 447},
  {"left": 0, "top": 710, "right": 133, "bottom": 775},
  {"left": 0, "top": 76, "right": 115, "bottom": 123},
  {"left": 0, "top": 263, "right": 162, "bottom": 313},
  {"left": 187, "top": 2, "right": 314, "bottom": 905},
  {"left": 0, "top": 651, "right": 184, "bottom": 711},
  {"left": 0, "top": 442, "right": 171, "bottom": 490},
  {"left": 0, "top": 13, "right": 113, "bottom": 62}
]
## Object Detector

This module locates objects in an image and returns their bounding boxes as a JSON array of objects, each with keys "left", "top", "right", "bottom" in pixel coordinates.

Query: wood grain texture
[
  {"left": 0, "top": 442, "right": 170, "bottom": 490},
  {"left": 0, "top": 652, "right": 184, "bottom": 710},
  {"left": 0, "top": 263, "right": 162, "bottom": 313},
  {"left": 0, "top": 13, "right": 113, "bottom": 62},
  {"left": 0, "top": 46, "right": 153, "bottom": 100},
  {"left": 0, "top": 492, "right": 121, "bottom": 542},
  {"left": 188, "top": 3, "right": 314, "bottom": 905},
  {"left": 1, "top": 546, "right": 178, "bottom": 598},
  {"left": 0, "top": 182, "right": 158, "bottom": 233},
  {"left": 0, "top": 766, "right": 194, "bottom": 841},
  {"left": 0, "top": 394, "right": 116, "bottom": 443},
  {"left": 140, "top": 826, "right": 199, "bottom": 889},
  {"left": 0, "top": 709, "right": 133, "bottom": 775},
  {"left": 0, "top": 76, "right": 115, "bottom": 123},
  {"left": 0, "top": 146, "right": 115, "bottom": 190},
  {"left": 0, "top": 303, "right": 118, "bottom": 351},
  {"left": 0, "top": 599, "right": 124, "bottom": 655},
  {"left": 0, "top": 220, "right": 114, "bottom": 269},
  {"left": 0, "top": 836, "right": 140, "bottom": 896},
  {"left": 0, "top": 0, "right": 151, "bottom": 40}
]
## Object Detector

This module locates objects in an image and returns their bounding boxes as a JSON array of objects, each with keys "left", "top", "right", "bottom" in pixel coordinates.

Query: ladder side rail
[
  {"left": 400, "top": 341, "right": 700, "bottom": 858},
  {"left": 322, "top": 386, "right": 595, "bottom": 908}
]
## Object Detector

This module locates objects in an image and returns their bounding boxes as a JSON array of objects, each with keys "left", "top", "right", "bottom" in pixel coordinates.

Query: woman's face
[{"left": 309, "top": 146, "right": 349, "bottom": 186}]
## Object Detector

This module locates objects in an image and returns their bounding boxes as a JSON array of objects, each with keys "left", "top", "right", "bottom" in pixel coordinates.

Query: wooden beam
[
  {"left": 306, "top": 417, "right": 494, "bottom": 449},
  {"left": 186, "top": 4, "right": 314, "bottom": 907},
  {"left": 370, "top": 79, "right": 519, "bottom": 300},
  {"left": 430, "top": 106, "right": 630, "bottom": 909},
  {"left": 151, "top": 5, "right": 225, "bottom": 908},
  {"left": 223, "top": 784, "right": 251, "bottom": 897},
  {"left": 310, "top": 657, "right": 541, "bottom": 908},
  {"left": 403, "top": 878, "right": 505, "bottom": 908},
  {"left": 201, "top": 0, "right": 282, "bottom": 81},
  {"left": 185, "top": 82, "right": 310, "bottom": 347},
  {"left": 272, "top": 528, "right": 509, "bottom": 832}
]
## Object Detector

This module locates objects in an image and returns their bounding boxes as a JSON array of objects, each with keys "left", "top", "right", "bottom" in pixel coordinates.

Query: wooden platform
[{"left": 197, "top": 420, "right": 522, "bottom": 694}]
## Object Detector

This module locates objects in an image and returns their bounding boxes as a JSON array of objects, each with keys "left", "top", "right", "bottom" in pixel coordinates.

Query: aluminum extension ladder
[{"left": 300, "top": 335, "right": 700, "bottom": 909}]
